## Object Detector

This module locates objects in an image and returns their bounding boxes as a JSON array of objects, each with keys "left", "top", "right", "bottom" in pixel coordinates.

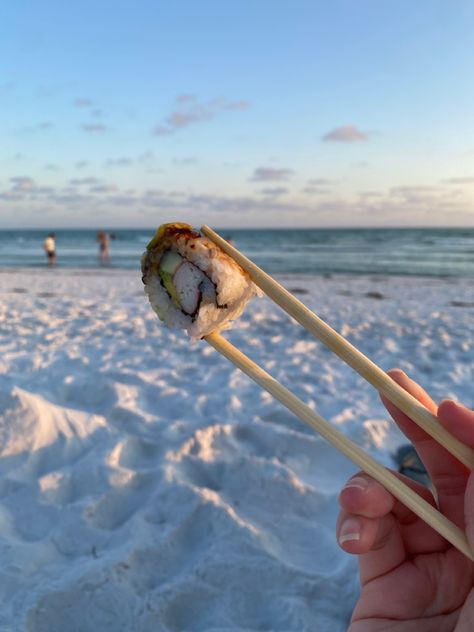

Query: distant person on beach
[
  {"left": 337, "top": 369, "right": 474, "bottom": 629},
  {"left": 43, "top": 233, "right": 56, "bottom": 266},
  {"left": 97, "top": 230, "right": 111, "bottom": 265}
]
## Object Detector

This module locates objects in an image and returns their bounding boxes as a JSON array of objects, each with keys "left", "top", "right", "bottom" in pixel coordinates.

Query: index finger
[{"left": 382, "top": 369, "right": 469, "bottom": 528}]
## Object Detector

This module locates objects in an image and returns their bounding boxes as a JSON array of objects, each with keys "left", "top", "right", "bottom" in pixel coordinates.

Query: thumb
[{"left": 464, "top": 473, "right": 474, "bottom": 551}]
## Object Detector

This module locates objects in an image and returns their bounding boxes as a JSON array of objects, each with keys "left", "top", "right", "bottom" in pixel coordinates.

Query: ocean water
[{"left": 1, "top": 227, "right": 474, "bottom": 277}]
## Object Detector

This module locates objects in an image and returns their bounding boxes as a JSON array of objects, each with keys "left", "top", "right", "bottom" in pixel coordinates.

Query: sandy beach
[{"left": 0, "top": 267, "right": 473, "bottom": 631}]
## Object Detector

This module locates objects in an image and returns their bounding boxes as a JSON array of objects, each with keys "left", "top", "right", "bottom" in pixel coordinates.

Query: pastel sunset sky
[{"left": 1, "top": 1, "right": 474, "bottom": 228}]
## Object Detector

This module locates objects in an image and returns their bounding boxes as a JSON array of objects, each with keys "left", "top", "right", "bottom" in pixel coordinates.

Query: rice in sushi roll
[{"left": 142, "top": 223, "right": 258, "bottom": 338}]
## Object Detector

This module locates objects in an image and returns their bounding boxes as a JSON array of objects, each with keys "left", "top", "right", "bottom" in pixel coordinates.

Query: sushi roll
[{"left": 142, "top": 223, "right": 258, "bottom": 338}]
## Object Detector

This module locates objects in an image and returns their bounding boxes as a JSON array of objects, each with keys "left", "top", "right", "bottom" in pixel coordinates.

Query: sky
[{"left": 1, "top": 0, "right": 474, "bottom": 229}]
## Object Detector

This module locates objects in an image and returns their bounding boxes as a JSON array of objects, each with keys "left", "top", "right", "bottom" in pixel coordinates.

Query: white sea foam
[{"left": 0, "top": 268, "right": 473, "bottom": 630}]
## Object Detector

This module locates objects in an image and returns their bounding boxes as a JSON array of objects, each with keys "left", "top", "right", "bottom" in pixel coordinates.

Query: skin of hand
[{"left": 337, "top": 370, "right": 474, "bottom": 631}]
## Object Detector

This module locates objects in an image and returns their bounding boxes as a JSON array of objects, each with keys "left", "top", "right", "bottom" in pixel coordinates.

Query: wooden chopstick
[
  {"left": 201, "top": 225, "right": 474, "bottom": 470},
  {"left": 205, "top": 332, "right": 473, "bottom": 560}
]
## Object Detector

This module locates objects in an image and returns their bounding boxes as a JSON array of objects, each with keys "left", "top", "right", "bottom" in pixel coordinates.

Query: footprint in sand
[
  {"left": 108, "top": 436, "right": 162, "bottom": 470},
  {"left": 85, "top": 470, "right": 156, "bottom": 530},
  {"left": 168, "top": 421, "right": 353, "bottom": 575}
]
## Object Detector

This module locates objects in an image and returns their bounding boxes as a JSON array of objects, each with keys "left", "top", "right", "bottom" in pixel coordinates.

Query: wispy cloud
[
  {"left": 69, "top": 177, "right": 101, "bottom": 186},
  {"left": 250, "top": 167, "right": 294, "bottom": 182},
  {"left": 82, "top": 123, "right": 107, "bottom": 133},
  {"left": 302, "top": 186, "right": 331, "bottom": 196},
  {"left": 322, "top": 125, "right": 369, "bottom": 142},
  {"left": 2, "top": 175, "right": 473, "bottom": 227},
  {"left": 10, "top": 176, "right": 36, "bottom": 192},
  {"left": 442, "top": 176, "right": 474, "bottom": 185},
  {"left": 260, "top": 187, "right": 288, "bottom": 196},
  {"left": 106, "top": 157, "right": 133, "bottom": 167},
  {"left": 21, "top": 121, "right": 53, "bottom": 133},
  {"left": 302, "top": 178, "right": 333, "bottom": 196},
  {"left": 75, "top": 161, "right": 90, "bottom": 169},
  {"left": 176, "top": 93, "right": 197, "bottom": 104},
  {"left": 390, "top": 185, "right": 440, "bottom": 197},
  {"left": 137, "top": 151, "right": 154, "bottom": 163},
  {"left": 307, "top": 178, "right": 333, "bottom": 186},
  {"left": 173, "top": 156, "right": 198, "bottom": 165},
  {"left": 106, "top": 153, "right": 155, "bottom": 166},
  {"left": 74, "top": 98, "right": 93, "bottom": 108},
  {"left": 152, "top": 95, "right": 249, "bottom": 136},
  {"left": 357, "top": 190, "right": 383, "bottom": 199},
  {"left": 89, "top": 184, "right": 118, "bottom": 194}
]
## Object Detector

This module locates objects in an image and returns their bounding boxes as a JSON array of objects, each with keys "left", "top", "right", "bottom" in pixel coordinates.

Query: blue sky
[{"left": 1, "top": 1, "right": 474, "bottom": 228}]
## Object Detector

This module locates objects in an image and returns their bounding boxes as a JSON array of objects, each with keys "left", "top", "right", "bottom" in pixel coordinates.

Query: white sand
[{"left": 0, "top": 268, "right": 473, "bottom": 631}]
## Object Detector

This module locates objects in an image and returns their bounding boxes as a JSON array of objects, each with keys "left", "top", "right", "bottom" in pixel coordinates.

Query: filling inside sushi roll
[
  {"left": 142, "top": 223, "right": 258, "bottom": 337},
  {"left": 158, "top": 250, "right": 219, "bottom": 316}
]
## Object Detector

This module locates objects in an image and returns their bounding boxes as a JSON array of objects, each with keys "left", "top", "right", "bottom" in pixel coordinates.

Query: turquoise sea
[{"left": 1, "top": 227, "right": 474, "bottom": 277}]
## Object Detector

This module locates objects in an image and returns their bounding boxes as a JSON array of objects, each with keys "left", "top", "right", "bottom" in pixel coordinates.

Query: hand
[{"left": 337, "top": 370, "right": 474, "bottom": 631}]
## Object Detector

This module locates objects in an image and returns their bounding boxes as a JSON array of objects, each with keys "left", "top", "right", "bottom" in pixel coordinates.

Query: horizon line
[{"left": 1, "top": 224, "right": 474, "bottom": 232}]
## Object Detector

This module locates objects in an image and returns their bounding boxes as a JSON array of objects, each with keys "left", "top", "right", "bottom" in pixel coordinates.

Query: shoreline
[{"left": 2, "top": 264, "right": 474, "bottom": 280}]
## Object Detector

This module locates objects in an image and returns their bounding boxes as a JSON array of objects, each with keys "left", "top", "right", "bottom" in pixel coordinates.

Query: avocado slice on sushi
[{"left": 159, "top": 251, "right": 183, "bottom": 307}]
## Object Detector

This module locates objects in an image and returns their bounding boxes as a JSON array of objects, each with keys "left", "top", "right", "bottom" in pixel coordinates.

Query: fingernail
[
  {"left": 343, "top": 476, "right": 369, "bottom": 492},
  {"left": 339, "top": 517, "right": 361, "bottom": 545}
]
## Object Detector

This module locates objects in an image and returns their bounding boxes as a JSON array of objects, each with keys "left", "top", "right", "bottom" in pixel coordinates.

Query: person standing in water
[
  {"left": 43, "top": 233, "right": 56, "bottom": 266},
  {"left": 97, "top": 230, "right": 111, "bottom": 265}
]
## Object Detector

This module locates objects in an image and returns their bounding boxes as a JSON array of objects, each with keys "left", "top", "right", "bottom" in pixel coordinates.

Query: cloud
[
  {"left": 49, "top": 192, "right": 92, "bottom": 206},
  {"left": 106, "top": 153, "right": 156, "bottom": 166},
  {"left": 443, "top": 177, "right": 474, "bottom": 185},
  {"left": 261, "top": 187, "right": 288, "bottom": 196},
  {"left": 137, "top": 151, "right": 154, "bottom": 162},
  {"left": 307, "top": 178, "right": 333, "bottom": 186},
  {"left": 173, "top": 156, "right": 198, "bottom": 165},
  {"left": 176, "top": 94, "right": 197, "bottom": 104},
  {"left": 21, "top": 121, "right": 53, "bottom": 133},
  {"left": 153, "top": 126, "right": 174, "bottom": 137},
  {"left": 106, "top": 157, "right": 133, "bottom": 167},
  {"left": 74, "top": 98, "right": 93, "bottom": 108},
  {"left": 390, "top": 185, "right": 440, "bottom": 197},
  {"left": 250, "top": 167, "right": 294, "bottom": 182},
  {"left": 322, "top": 125, "right": 369, "bottom": 142},
  {"left": 3, "top": 173, "right": 473, "bottom": 228},
  {"left": 75, "top": 161, "right": 89, "bottom": 169},
  {"left": 303, "top": 178, "right": 334, "bottom": 195},
  {"left": 69, "top": 177, "right": 101, "bottom": 186},
  {"left": 357, "top": 190, "right": 383, "bottom": 199},
  {"left": 82, "top": 123, "right": 107, "bottom": 133},
  {"left": 302, "top": 186, "right": 331, "bottom": 196},
  {"left": 9, "top": 176, "right": 35, "bottom": 192},
  {"left": 169, "top": 108, "right": 211, "bottom": 129},
  {"left": 152, "top": 95, "right": 249, "bottom": 136},
  {"left": 89, "top": 184, "right": 118, "bottom": 194}
]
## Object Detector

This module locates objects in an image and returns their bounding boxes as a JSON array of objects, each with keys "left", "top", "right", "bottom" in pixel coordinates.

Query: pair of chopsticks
[{"left": 201, "top": 225, "right": 474, "bottom": 561}]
